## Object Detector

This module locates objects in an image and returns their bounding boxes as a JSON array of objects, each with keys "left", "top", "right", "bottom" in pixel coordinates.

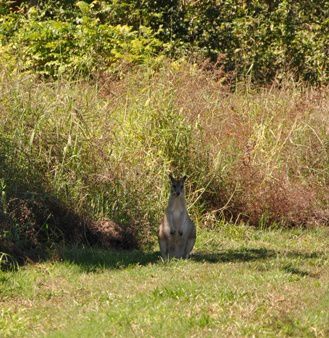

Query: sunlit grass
[{"left": 1, "top": 225, "right": 329, "bottom": 337}]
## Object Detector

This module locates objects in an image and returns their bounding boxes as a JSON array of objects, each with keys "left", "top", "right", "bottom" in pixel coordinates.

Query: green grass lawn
[{"left": 1, "top": 224, "right": 329, "bottom": 337}]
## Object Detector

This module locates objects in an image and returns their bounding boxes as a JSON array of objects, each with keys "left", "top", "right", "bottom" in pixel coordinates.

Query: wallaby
[{"left": 158, "top": 174, "right": 196, "bottom": 259}]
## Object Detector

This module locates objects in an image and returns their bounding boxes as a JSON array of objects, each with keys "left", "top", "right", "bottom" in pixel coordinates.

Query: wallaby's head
[{"left": 169, "top": 174, "right": 187, "bottom": 197}]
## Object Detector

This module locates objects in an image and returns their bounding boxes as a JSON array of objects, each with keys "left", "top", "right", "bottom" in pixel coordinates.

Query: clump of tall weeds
[
  {"left": 171, "top": 64, "right": 329, "bottom": 226},
  {"left": 0, "top": 63, "right": 328, "bottom": 258}
]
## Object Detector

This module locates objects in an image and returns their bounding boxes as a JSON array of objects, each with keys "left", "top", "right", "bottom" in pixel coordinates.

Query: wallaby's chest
[
  {"left": 173, "top": 208, "right": 183, "bottom": 221},
  {"left": 170, "top": 200, "right": 185, "bottom": 221}
]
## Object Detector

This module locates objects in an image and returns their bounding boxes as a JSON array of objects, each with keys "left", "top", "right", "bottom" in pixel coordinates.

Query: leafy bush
[
  {"left": 0, "top": 1, "right": 161, "bottom": 77},
  {"left": 181, "top": 0, "right": 328, "bottom": 84},
  {"left": 1, "top": 0, "right": 327, "bottom": 83}
]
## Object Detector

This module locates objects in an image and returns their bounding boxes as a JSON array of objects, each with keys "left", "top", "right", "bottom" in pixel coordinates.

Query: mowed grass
[{"left": 1, "top": 224, "right": 329, "bottom": 337}]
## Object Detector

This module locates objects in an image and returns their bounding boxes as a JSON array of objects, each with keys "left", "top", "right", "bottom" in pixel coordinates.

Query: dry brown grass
[{"left": 163, "top": 63, "right": 329, "bottom": 227}]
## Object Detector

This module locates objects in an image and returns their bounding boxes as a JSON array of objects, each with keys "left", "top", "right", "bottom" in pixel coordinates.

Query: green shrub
[
  {"left": 1, "top": 0, "right": 327, "bottom": 83},
  {"left": 0, "top": 2, "right": 161, "bottom": 77}
]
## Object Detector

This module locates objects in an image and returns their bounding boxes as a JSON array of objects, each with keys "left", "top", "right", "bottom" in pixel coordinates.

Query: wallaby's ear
[
  {"left": 169, "top": 173, "right": 174, "bottom": 182},
  {"left": 182, "top": 175, "right": 187, "bottom": 182}
]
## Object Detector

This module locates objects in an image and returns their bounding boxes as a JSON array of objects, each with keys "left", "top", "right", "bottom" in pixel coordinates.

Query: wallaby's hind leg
[
  {"left": 159, "top": 238, "right": 168, "bottom": 259},
  {"left": 184, "top": 237, "right": 195, "bottom": 259}
]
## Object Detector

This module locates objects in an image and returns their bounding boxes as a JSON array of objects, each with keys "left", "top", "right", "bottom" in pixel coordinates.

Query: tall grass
[{"left": 0, "top": 63, "right": 328, "bottom": 254}]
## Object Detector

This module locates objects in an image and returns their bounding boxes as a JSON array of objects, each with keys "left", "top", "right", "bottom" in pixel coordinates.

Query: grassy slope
[{"left": 1, "top": 225, "right": 328, "bottom": 337}]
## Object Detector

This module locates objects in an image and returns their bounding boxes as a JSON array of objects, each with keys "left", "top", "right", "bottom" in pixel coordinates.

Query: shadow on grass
[
  {"left": 282, "top": 263, "right": 321, "bottom": 278},
  {"left": 191, "top": 248, "right": 276, "bottom": 263},
  {"left": 61, "top": 247, "right": 160, "bottom": 272},
  {"left": 283, "top": 250, "right": 323, "bottom": 259},
  {"left": 283, "top": 265, "right": 311, "bottom": 277},
  {"left": 192, "top": 248, "right": 326, "bottom": 264},
  {"left": 61, "top": 246, "right": 326, "bottom": 272},
  {"left": 62, "top": 247, "right": 276, "bottom": 272}
]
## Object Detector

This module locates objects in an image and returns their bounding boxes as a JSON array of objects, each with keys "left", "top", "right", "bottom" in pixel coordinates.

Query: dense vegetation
[
  {"left": 1, "top": 0, "right": 328, "bottom": 83},
  {"left": 1, "top": 65, "right": 328, "bottom": 265},
  {"left": 0, "top": 1, "right": 328, "bottom": 265},
  {"left": 0, "top": 2, "right": 328, "bottom": 336}
]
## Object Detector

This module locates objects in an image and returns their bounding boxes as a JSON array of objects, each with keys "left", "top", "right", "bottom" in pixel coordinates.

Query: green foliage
[
  {"left": 180, "top": 0, "right": 328, "bottom": 83},
  {"left": 0, "top": 1, "right": 160, "bottom": 77},
  {"left": 1, "top": 0, "right": 328, "bottom": 82}
]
